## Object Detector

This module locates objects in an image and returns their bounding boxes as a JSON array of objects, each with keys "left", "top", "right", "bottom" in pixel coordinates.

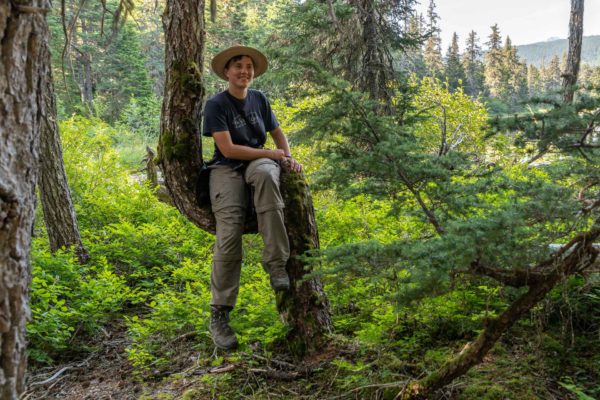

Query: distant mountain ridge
[{"left": 516, "top": 35, "right": 600, "bottom": 67}]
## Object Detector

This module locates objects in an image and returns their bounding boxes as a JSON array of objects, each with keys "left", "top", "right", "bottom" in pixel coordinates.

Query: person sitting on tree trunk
[{"left": 203, "top": 45, "right": 302, "bottom": 350}]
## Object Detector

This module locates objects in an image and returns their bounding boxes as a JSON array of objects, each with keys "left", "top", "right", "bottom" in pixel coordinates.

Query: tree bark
[
  {"left": 75, "top": 17, "right": 95, "bottom": 115},
  {"left": 77, "top": 51, "right": 95, "bottom": 115},
  {"left": 358, "top": 0, "right": 393, "bottom": 112},
  {"left": 39, "top": 35, "right": 89, "bottom": 264},
  {"left": 562, "top": 0, "right": 584, "bottom": 104},
  {"left": 402, "top": 226, "right": 600, "bottom": 399},
  {"left": 278, "top": 171, "right": 333, "bottom": 354},
  {"left": 159, "top": 0, "right": 212, "bottom": 231},
  {"left": 0, "top": 1, "right": 48, "bottom": 397},
  {"left": 159, "top": 0, "right": 332, "bottom": 356}
]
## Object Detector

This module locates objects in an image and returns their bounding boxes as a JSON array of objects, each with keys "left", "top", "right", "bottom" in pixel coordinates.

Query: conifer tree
[
  {"left": 399, "top": 14, "right": 427, "bottom": 76},
  {"left": 503, "top": 36, "right": 527, "bottom": 101},
  {"left": 462, "top": 30, "right": 484, "bottom": 96},
  {"left": 543, "top": 55, "right": 562, "bottom": 93},
  {"left": 579, "top": 64, "right": 600, "bottom": 87},
  {"left": 50, "top": 0, "right": 143, "bottom": 121},
  {"left": 423, "top": 0, "right": 443, "bottom": 78},
  {"left": 484, "top": 24, "right": 504, "bottom": 97},
  {"left": 527, "top": 64, "right": 543, "bottom": 97},
  {"left": 272, "top": 0, "right": 421, "bottom": 112},
  {"left": 97, "top": 22, "right": 153, "bottom": 122},
  {"left": 445, "top": 32, "right": 465, "bottom": 91}
]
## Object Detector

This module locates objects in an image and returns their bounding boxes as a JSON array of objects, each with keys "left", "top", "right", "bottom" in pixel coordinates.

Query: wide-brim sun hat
[{"left": 211, "top": 45, "right": 268, "bottom": 81}]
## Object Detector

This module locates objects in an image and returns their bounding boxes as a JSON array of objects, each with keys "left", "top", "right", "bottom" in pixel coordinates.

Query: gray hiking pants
[{"left": 209, "top": 158, "right": 290, "bottom": 307}]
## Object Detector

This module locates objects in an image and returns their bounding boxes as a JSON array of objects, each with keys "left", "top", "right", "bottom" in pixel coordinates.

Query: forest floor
[
  {"left": 21, "top": 321, "right": 592, "bottom": 400},
  {"left": 23, "top": 326, "right": 140, "bottom": 400}
]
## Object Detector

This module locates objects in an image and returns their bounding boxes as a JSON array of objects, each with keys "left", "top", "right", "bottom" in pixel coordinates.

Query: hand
[
  {"left": 268, "top": 149, "right": 286, "bottom": 161},
  {"left": 283, "top": 156, "right": 303, "bottom": 173}
]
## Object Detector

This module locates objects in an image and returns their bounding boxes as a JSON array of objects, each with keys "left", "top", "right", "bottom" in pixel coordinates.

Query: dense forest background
[{"left": 22, "top": 0, "right": 600, "bottom": 398}]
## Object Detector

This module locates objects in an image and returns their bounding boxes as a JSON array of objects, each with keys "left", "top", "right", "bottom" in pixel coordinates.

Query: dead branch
[
  {"left": 28, "top": 367, "right": 72, "bottom": 387},
  {"left": 210, "top": 364, "right": 236, "bottom": 374}
]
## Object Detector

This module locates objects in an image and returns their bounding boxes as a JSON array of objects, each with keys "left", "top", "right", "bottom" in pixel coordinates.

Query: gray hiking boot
[
  {"left": 269, "top": 266, "right": 290, "bottom": 291},
  {"left": 210, "top": 305, "right": 238, "bottom": 350}
]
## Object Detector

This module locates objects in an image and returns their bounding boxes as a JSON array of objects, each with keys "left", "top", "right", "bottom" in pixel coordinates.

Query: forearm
[
  {"left": 270, "top": 127, "right": 292, "bottom": 157},
  {"left": 212, "top": 130, "right": 283, "bottom": 161},
  {"left": 221, "top": 143, "right": 276, "bottom": 161}
]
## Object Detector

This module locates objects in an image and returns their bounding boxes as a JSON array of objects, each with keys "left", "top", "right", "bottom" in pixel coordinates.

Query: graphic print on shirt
[{"left": 232, "top": 111, "right": 260, "bottom": 129}]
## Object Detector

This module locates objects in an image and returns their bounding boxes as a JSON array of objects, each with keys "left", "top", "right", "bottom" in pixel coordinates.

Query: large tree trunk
[
  {"left": 402, "top": 226, "right": 600, "bottom": 399},
  {"left": 159, "top": 0, "right": 211, "bottom": 231},
  {"left": 159, "top": 0, "right": 332, "bottom": 356},
  {"left": 39, "top": 35, "right": 89, "bottom": 264},
  {"left": 0, "top": 1, "right": 47, "bottom": 398},
  {"left": 562, "top": 0, "right": 584, "bottom": 104},
  {"left": 279, "top": 171, "right": 333, "bottom": 354}
]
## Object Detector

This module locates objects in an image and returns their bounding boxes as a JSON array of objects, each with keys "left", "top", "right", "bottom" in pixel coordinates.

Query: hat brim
[{"left": 211, "top": 46, "right": 268, "bottom": 81}]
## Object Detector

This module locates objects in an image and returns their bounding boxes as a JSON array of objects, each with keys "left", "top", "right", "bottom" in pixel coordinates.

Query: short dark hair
[{"left": 224, "top": 54, "right": 254, "bottom": 69}]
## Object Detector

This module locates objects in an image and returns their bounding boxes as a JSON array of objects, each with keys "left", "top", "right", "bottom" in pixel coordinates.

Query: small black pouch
[{"left": 195, "top": 161, "right": 213, "bottom": 207}]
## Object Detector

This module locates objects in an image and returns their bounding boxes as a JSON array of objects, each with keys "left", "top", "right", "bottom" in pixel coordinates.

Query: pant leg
[
  {"left": 244, "top": 158, "right": 290, "bottom": 272},
  {"left": 210, "top": 165, "right": 247, "bottom": 308}
]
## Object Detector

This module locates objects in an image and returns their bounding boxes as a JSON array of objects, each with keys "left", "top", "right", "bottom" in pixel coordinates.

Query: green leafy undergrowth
[
  {"left": 29, "top": 242, "right": 143, "bottom": 363},
  {"left": 29, "top": 117, "right": 214, "bottom": 363},
  {"left": 126, "top": 241, "right": 287, "bottom": 375}
]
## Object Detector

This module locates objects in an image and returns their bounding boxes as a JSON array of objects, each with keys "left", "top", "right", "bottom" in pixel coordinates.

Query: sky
[{"left": 416, "top": 0, "right": 600, "bottom": 51}]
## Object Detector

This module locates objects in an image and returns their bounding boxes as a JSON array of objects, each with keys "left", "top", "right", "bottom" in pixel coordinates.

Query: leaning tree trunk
[
  {"left": 39, "top": 36, "right": 89, "bottom": 264},
  {"left": 402, "top": 225, "right": 600, "bottom": 399},
  {"left": 562, "top": 0, "right": 584, "bottom": 104},
  {"left": 159, "top": 0, "right": 332, "bottom": 356},
  {"left": 0, "top": 1, "right": 47, "bottom": 398}
]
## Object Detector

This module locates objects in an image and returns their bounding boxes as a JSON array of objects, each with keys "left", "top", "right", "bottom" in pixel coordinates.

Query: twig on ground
[
  {"left": 29, "top": 367, "right": 72, "bottom": 387},
  {"left": 47, "top": 375, "right": 67, "bottom": 392},
  {"left": 210, "top": 364, "right": 236, "bottom": 374},
  {"left": 172, "top": 331, "right": 196, "bottom": 343}
]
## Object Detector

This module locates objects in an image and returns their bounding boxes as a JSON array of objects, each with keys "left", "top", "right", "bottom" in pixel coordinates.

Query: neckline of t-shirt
[{"left": 224, "top": 90, "right": 251, "bottom": 105}]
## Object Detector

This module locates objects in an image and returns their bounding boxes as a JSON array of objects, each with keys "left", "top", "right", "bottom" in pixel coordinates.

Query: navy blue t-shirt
[{"left": 203, "top": 89, "right": 279, "bottom": 165}]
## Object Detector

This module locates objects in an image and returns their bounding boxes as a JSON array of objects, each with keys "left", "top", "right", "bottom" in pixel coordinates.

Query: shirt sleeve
[
  {"left": 202, "top": 99, "right": 229, "bottom": 137},
  {"left": 260, "top": 92, "right": 279, "bottom": 132}
]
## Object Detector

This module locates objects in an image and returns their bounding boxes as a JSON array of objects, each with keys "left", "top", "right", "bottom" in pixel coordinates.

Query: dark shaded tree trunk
[
  {"left": 39, "top": 36, "right": 89, "bottom": 264},
  {"left": 77, "top": 51, "right": 95, "bottom": 114},
  {"left": 159, "top": 0, "right": 332, "bottom": 356},
  {"left": 562, "top": 0, "right": 584, "bottom": 104},
  {"left": 402, "top": 226, "right": 600, "bottom": 399},
  {"left": 0, "top": 1, "right": 47, "bottom": 397},
  {"left": 279, "top": 171, "right": 333, "bottom": 354},
  {"left": 75, "top": 17, "right": 95, "bottom": 115},
  {"left": 357, "top": 0, "right": 393, "bottom": 111}
]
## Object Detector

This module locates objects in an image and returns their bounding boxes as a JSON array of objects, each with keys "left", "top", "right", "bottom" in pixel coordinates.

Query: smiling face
[{"left": 224, "top": 55, "right": 255, "bottom": 90}]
